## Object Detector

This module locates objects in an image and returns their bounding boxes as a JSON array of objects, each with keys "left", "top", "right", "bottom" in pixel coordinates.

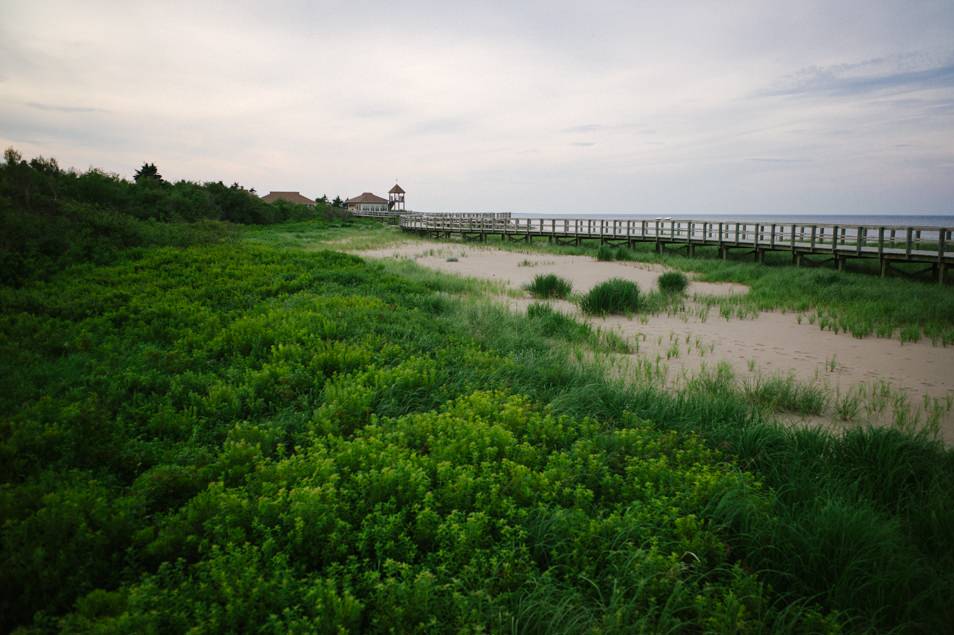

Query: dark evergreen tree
[{"left": 133, "top": 162, "right": 163, "bottom": 183}]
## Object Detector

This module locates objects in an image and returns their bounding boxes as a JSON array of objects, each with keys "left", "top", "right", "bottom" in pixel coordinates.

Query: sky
[{"left": 1, "top": 0, "right": 953, "bottom": 214}]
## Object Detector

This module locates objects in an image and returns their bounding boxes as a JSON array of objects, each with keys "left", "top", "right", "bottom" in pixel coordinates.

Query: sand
[
  {"left": 359, "top": 242, "right": 954, "bottom": 442},
  {"left": 362, "top": 243, "right": 748, "bottom": 298}
]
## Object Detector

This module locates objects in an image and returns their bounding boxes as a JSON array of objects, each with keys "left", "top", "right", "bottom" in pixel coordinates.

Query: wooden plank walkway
[{"left": 398, "top": 213, "right": 954, "bottom": 283}]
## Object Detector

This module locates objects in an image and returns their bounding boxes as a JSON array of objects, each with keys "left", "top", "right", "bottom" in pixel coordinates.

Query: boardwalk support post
[{"left": 939, "top": 228, "right": 947, "bottom": 284}]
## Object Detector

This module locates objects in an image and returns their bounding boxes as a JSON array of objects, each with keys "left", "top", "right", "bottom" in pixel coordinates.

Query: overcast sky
[{"left": 1, "top": 1, "right": 953, "bottom": 214}]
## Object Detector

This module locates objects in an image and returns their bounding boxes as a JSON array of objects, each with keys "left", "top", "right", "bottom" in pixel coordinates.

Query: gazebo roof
[
  {"left": 389, "top": 184, "right": 405, "bottom": 194},
  {"left": 345, "top": 192, "right": 388, "bottom": 204},
  {"left": 261, "top": 191, "right": 315, "bottom": 205}
]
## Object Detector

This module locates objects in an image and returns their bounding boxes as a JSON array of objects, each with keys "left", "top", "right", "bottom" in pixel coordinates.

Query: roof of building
[
  {"left": 345, "top": 192, "right": 388, "bottom": 205},
  {"left": 261, "top": 191, "right": 315, "bottom": 205},
  {"left": 389, "top": 184, "right": 405, "bottom": 194}
]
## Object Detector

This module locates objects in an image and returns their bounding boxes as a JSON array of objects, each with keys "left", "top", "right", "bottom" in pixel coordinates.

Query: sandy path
[{"left": 359, "top": 243, "right": 954, "bottom": 441}]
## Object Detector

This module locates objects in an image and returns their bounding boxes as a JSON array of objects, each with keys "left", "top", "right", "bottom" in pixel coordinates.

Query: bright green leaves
[{"left": 0, "top": 240, "right": 843, "bottom": 632}]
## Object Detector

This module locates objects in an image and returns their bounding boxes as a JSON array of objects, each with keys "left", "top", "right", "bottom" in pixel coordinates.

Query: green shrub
[
  {"left": 580, "top": 278, "right": 640, "bottom": 315},
  {"left": 596, "top": 245, "right": 616, "bottom": 261},
  {"left": 527, "top": 273, "right": 572, "bottom": 299},
  {"left": 658, "top": 271, "right": 689, "bottom": 294}
]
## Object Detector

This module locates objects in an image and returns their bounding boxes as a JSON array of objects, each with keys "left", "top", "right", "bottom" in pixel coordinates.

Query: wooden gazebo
[{"left": 388, "top": 183, "right": 406, "bottom": 211}]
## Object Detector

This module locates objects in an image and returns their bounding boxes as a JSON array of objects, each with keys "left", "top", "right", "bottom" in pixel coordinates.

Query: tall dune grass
[
  {"left": 580, "top": 278, "right": 640, "bottom": 315},
  {"left": 527, "top": 273, "right": 572, "bottom": 299}
]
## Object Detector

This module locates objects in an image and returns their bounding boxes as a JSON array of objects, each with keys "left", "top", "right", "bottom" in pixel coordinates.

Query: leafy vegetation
[
  {"left": 0, "top": 239, "right": 831, "bottom": 632},
  {"left": 580, "top": 278, "right": 641, "bottom": 315},
  {"left": 527, "top": 273, "right": 572, "bottom": 299}
]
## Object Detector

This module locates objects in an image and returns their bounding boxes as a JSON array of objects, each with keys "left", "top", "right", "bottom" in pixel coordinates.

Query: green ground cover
[
  {"left": 2, "top": 218, "right": 954, "bottom": 632},
  {"left": 0, "top": 241, "right": 804, "bottom": 632},
  {"left": 243, "top": 218, "right": 416, "bottom": 252}
]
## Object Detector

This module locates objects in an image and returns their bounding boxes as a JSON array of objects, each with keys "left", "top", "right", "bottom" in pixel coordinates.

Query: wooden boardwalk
[
  {"left": 351, "top": 209, "right": 404, "bottom": 219},
  {"left": 399, "top": 213, "right": 954, "bottom": 282}
]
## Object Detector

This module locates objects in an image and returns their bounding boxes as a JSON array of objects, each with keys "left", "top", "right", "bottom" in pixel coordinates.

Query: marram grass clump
[
  {"left": 527, "top": 273, "right": 572, "bottom": 299},
  {"left": 580, "top": 278, "right": 640, "bottom": 315},
  {"left": 658, "top": 271, "right": 689, "bottom": 294},
  {"left": 596, "top": 245, "right": 616, "bottom": 261}
]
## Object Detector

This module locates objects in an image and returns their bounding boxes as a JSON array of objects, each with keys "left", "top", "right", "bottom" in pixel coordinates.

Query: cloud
[
  {"left": 747, "top": 158, "right": 812, "bottom": 164},
  {"left": 0, "top": 1, "right": 952, "bottom": 213},
  {"left": 352, "top": 106, "right": 404, "bottom": 119},
  {"left": 407, "top": 118, "right": 469, "bottom": 135},
  {"left": 563, "top": 124, "right": 603, "bottom": 134},
  {"left": 561, "top": 123, "right": 648, "bottom": 135},
  {"left": 27, "top": 101, "right": 105, "bottom": 113},
  {"left": 764, "top": 57, "right": 954, "bottom": 98}
]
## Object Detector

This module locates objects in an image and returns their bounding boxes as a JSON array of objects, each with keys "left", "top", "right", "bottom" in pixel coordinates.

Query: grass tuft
[
  {"left": 580, "top": 278, "right": 640, "bottom": 315},
  {"left": 743, "top": 374, "right": 828, "bottom": 415},
  {"left": 658, "top": 271, "right": 689, "bottom": 294},
  {"left": 527, "top": 273, "right": 573, "bottom": 299}
]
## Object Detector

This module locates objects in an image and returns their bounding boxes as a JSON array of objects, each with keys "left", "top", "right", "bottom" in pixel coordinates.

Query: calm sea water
[{"left": 511, "top": 213, "right": 954, "bottom": 228}]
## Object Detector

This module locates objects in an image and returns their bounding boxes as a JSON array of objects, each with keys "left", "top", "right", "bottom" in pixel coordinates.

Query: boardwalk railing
[
  {"left": 399, "top": 214, "right": 953, "bottom": 282},
  {"left": 350, "top": 209, "right": 405, "bottom": 219}
]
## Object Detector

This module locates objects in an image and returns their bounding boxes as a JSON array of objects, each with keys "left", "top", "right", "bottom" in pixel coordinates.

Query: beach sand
[{"left": 360, "top": 243, "right": 954, "bottom": 442}]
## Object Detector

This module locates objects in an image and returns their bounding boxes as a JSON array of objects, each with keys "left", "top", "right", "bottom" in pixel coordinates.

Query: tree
[
  {"left": 2, "top": 147, "right": 36, "bottom": 208},
  {"left": 134, "top": 162, "right": 163, "bottom": 184},
  {"left": 3, "top": 147, "right": 23, "bottom": 166},
  {"left": 331, "top": 195, "right": 344, "bottom": 208}
]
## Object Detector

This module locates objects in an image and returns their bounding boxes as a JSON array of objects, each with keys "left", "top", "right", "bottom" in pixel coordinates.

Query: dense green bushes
[
  {"left": 0, "top": 240, "right": 843, "bottom": 632},
  {"left": 0, "top": 149, "right": 342, "bottom": 285}
]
